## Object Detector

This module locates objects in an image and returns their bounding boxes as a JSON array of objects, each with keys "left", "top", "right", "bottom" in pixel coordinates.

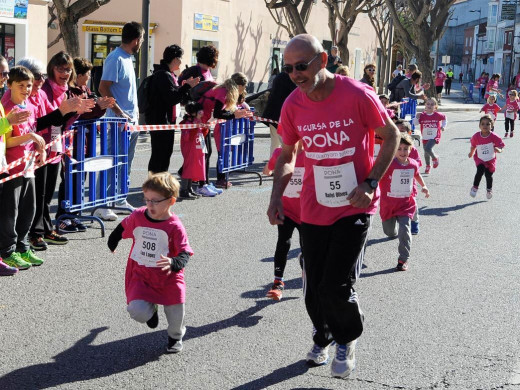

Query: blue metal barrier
[
  {"left": 57, "top": 117, "right": 129, "bottom": 236},
  {"left": 400, "top": 98, "right": 420, "bottom": 145},
  {"left": 217, "top": 111, "right": 262, "bottom": 186}
]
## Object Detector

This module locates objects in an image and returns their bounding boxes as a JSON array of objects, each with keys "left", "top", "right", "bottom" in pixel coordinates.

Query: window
[
  {"left": 507, "top": 32, "right": 512, "bottom": 45},
  {"left": 487, "top": 29, "right": 496, "bottom": 51},
  {"left": 497, "top": 28, "right": 504, "bottom": 48},
  {"left": 489, "top": 4, "right": 498, "bottom": 25},
  {"left": 91, "top": 34, "right": 122, "bottom": 67},
  {"left": 0, "top": 24, "right": 16, "bottom": 67},
  {"left": 191, "top": 39, "right": 216, "bottom": 66}
]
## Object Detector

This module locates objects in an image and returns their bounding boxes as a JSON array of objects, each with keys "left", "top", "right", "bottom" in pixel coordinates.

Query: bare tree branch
[{"left": 47, "top": 32, "right": 63, "bottom": 49}]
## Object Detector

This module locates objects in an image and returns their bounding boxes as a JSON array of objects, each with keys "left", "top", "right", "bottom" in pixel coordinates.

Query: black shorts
[{"left": 436, "top": 85, "right": 443, "bottom": 94}]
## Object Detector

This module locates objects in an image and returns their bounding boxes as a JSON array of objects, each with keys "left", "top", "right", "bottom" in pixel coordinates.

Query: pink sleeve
[
  {"left": 494, "top": 134, "right": 505, "bottom": 149},
  {"left": 268, "top": 148, "right": 282, "bottom": 171},
  {"left": 280, "top": 102, "right": 300, "bottom": 146},
  {"left": 121, "top": 213, "right": 136, "bottom": 240},
  {"left": 470, "top": 134, "right": 477, "bottom": 148},
  {"left": 171, "top": 221, "right": 194, "bottom": 256}
]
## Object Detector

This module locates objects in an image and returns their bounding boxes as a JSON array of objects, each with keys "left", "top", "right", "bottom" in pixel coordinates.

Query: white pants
[{"left": 127, "top": 300, "right": 186, "bottom": 340}]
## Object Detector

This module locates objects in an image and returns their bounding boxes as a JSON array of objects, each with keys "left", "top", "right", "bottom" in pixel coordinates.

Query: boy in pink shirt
[
  {"left": 469, "top": 115, "right": 505, "bottom": 199},
  {"left": 379, "top": 133, "right": 429, "bottom": 271},
  {"left": 108, "top": 172, "right": 193, "bottom": 353}
]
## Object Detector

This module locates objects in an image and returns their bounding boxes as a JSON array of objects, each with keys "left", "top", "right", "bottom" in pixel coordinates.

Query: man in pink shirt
[
  {"left": 267, "top": 34, "right": 399, "bottom": 378},
  {"left": 434, "top": 67, "right": 447, "bottom": 104}
]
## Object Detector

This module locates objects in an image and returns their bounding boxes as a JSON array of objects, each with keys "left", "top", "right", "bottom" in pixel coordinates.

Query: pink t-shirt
[
  {"left": 485, "top": 80, "right": 498, "bottom": 99},
  {"left": 180, "top": 117, "right": 206, "bottom": 182},
  {"left": 2, "top": 98, "right": 37, "bottom": 176},
  {"left": 481, "top": 103, "right": 501, "bottom": 120},
  {"left": 268, "top": 147, "right": 305, "bottom": 224},
  {"left": 435, "top": 72, "right": 447, "bottom": 87},
  {"left": 280, "top": 75, "right": 388, "bottom": 226},
  {"left": 503, "top": 98, "right": 520, "bottom": 120},
  {"left": 418, "top": 111, "right": 446, "bottom": 144},
  {"left": 476, "top": 77, "right": 486, "bottom": 88},
  {"left": 470, "top": 131, "right": 505, "bottom": 173},
  {"left": 200, "top": 66, "right": 214, "bottom": 82},
  {"left": 121, "top": 207, "right": 194, "bottom": 306},
  {"left": 379, "top": 158, "right": 419, "bottom": 221}
]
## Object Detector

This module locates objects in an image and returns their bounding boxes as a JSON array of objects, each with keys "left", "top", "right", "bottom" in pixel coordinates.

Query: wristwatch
[{"left": 364, "top": 178, "right": 379, "bottom": 192}]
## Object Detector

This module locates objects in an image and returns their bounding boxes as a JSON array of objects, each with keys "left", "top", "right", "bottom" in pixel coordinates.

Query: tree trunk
[
  {"left": 416, "top": 49, "right": 434, "bottom": 97},
  {"left": 59, "top": 17, "right": 80, "bottom": 57},
  {"left": 336, "top": 27, "right": 350, "bottom": 68},
  {"left": 378, "top": 53, "right": 388, "bottom": 93}
]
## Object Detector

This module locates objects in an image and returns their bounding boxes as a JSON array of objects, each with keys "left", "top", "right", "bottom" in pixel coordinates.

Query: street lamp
[{"left": 470, "top": 9, "right": 482, "bottom": 82}]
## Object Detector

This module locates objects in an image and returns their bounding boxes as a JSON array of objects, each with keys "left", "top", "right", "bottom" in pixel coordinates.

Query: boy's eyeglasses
[
  {"left": 34, "top": 73, "right": 47, "bottom": 81},
  {"left": 282, "top": 54, "right": 320, "bottom": 74},
  {"left": 143, "top": 197, "right": 170, "bottom": 205}
]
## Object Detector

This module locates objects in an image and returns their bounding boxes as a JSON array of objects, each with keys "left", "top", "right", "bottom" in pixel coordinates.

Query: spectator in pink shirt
[{"left": 434, "top": 67, "right": 447, "bottom": 104}]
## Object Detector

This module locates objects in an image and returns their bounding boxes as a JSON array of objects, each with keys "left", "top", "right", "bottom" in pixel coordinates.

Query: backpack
[
  {"left": 387, "top": 74, "right": 406, "bottom": 92},
  {"left": 189, "top": 80, "right": 217, "bottom": 102},
  {"left": 137, "top": 74, "right": 153, "bottom": 114}
]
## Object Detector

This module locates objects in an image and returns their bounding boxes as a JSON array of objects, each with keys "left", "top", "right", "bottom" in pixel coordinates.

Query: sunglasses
[
  {"left": 34, "top": 73, "right": 47, "bottom": 81},
  {"left": 56, "top": 67, "right": 73, "bottom": 74},
  {"left": 1, "top": 71, "right": 8, "bottom": 78},
  {"left": 366, "top": 68, "right": 376, "bottom": 72},
  {"left": 282, "top": 54, "right": 320, "bottom": 74}
]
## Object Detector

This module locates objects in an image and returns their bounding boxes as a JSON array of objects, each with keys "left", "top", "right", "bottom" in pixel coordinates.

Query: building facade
[{"left": 47, "top": 0, "right": 381, "bottom": 89}]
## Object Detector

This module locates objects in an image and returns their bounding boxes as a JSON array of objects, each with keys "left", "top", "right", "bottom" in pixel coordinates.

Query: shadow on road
[
  {"left": 184, "top": 297, "right": 298, "bottom": 342},
  {"left": 229, "top": 360, "right": 310, "bottom": 390},
  {"left": 419, "top": 201, "right": 485, "bottom": 217},
  {"left": 360, "top": 267, "right": 396, "bottom": 278},
  {"left": 261, "top": 248, "right": 301, "bottom": 262},
  {"left": 0, "top": 326, "right": 164, "bottom": 389}
]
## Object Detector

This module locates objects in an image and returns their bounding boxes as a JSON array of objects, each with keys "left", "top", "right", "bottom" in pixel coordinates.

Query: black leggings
[
  {"left": 301, "top": 214, "right": 371, "bottom": 346},
  {"left": 505, "top": 118, "right": 515, "bottom": 133},
  {"left": 148, "top": 129, "right": 175, "bottom": 174},
  {"left": 273, "top": 216, "right": 302, "bottom": 278},
  {"left": 473, "top": 164, "right": 493, "bottom": 190}
]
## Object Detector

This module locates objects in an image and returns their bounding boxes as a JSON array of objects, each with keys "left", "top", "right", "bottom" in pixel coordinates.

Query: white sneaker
[
  {"left": 195, "top": 185, "right": 217, "bottom": 197},
  {"left": 306, "top": 343, "right": 330, "bottom": 366},
  {"left": 470, "top": 186, "right": 478, "bottom": 198},
  {"left": 486, "top": 189, "right": 493, "bottom": 199},
  {"left": 93, "top": 208, "right": 118, "bottom": 221},
  {"left": 331, "top": 340, "right": 356, "bottom": 378},
  {"left": 114, "top": 199, "right": 136, "bottom": 214}
]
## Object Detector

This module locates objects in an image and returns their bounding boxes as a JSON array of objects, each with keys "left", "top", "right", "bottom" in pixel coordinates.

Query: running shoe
[
  {"left": 411, "top": 221, "right": 419, "bottom": 235},
  {"left": 0, "top": 259, "right": 18, "bottom": 276},
  {"left": 433, "top": 157, "right": 439, "bottom": 169},
  {"left": 179, "top": 189, "right": 198, "bottom": 200},
  {"left": 166, "top": 337, "right": 183, "bottom": 353},
  {"left": 266, "top": 279, "right": 285, "bottom": 301},
  {"left": 44, "top": 231, "right": 69, "bottom": 245},
  {"left": 486, "top": 189, "right": 493, "bottom": 199},
  {"left": 207, "top": 183, "right": 223, "bottom": 195},
  {"left": 331, "top": 341, "right": 356, "bottom": 378},
  {"left": 195, "top": 185, "right": 218, "bottom": 197},
  {"left": 396, "top": 260, "right": 408, "bottom": 271},
  {"left": 20, "top": 250, "right": 44, "bottom": 266},
  {"left": 3, "top": 252, "right": 31, "bottom": 270},
  {"left": 505, "top": 132, "right": 509, "bottom": 138},
  {"left": 424, "top": 165, "right": 431, "bottom": 174},
  {"left": 511, "top": 132, "right": 514, "bottom": 138},
  {"left": 470, "top": 186, "right": 478, "bottom": 198},
  {"left": 93, "top": 208, "right": 118, "bottom": 221},
  {"left": 146, "top": 305, "right": 159, "bottom": 328},
  {"left": 58, "top": 219, "right": 77, "bottom": 233},
  {"left": 71, "top": 218, "right": 87, "bottom": 232},
  {"left": 306, "top": 343, "right": 330, "bottom": 366},
  {"left": 30, "top": 236, "right": 48, "bottom": 251}
]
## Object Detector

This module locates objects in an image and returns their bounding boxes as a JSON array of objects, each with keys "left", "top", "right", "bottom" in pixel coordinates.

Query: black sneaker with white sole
[{"left": 166, "top": 337, "right": 183, "bottom": 353}]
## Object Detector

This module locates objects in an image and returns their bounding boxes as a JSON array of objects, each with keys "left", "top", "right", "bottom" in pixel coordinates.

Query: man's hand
[
  {"left": 267, "top": 197, "right": 285, "bottom": 225},
  {"left": 35, "top": 149, "right": 46, "bottom": 166},
  {"left": 234, "top": 109, "right": 253, "bottom": 119},
  {"left": 29, "top": 133, "right": 46, "bottom": 151},
  {"left": 97, "top": 96, "right": 116, "bottom": 110},
  {"left": 6, "top": 106, "right": 30, "bottom": 126},
  {"left": 347, "top": 182, "right": 374, "bottom": 209}
]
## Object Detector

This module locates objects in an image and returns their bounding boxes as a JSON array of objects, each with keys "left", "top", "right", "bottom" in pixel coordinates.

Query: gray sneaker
[
  {"left": 306, "top": 343, "right": 330, "bottom": 366},
  {"left": 331, "top": 340, "right": 356, "bottom": 378},
  {"left": 166, "top": 337, "right": 183, "bottom": 354}
]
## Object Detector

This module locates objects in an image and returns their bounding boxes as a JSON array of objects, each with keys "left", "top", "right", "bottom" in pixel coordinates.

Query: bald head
[{"left": 285, "top": 34, "right": 324, "bottom": 56}]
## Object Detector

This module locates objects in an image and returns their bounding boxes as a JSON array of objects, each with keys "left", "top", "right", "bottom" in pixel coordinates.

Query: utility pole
[
  {"left": 385, "top": 17, "right": 394, "bottom": 92},
  {"left": 140, "top": 0, "right": 150, "bottom": 85}
]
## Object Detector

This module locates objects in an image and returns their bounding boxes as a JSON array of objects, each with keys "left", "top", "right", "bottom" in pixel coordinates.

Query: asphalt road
[{"left": 1, "top": 111, "right": 519, "bottom": 390}]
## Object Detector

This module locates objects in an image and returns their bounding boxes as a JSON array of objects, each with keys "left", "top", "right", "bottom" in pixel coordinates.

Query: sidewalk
[{"left": 416, "top": 81, "right": 482, "bottom": 113}]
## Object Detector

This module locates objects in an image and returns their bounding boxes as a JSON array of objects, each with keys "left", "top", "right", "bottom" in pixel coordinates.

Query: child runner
[
  {"left": 263, "top": 141, "right": 304, "bottom": 301},
  {"left": 107, "top": 172, "right": 193, "bottom": 353},
  {"left": 395, "top": 119, "right": 422, "bottom": 235},
  {"left": 468, "top": 115, "right": 505, "bottom": 199},
  {"left": 480, "top": 94, "right": 501, "bottom": 126},
  {"left": 379, "top": 133, "right": 430, "bottom": 271},
  {"left": 414, "top": 97, "right": 447, "bottom": 174},
  {"left": 179, "top": 102, "right": 214, "bottom": 199},
  {"left": 0, "top": 66, "right": 80, "bottom": 270},
  {"left": 502, "top": 89, "right": 519, "bottom": 138}
]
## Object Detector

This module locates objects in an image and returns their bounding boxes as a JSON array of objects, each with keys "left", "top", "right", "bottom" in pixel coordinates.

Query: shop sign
[
  {"left": 0, "top": 0, "right": 27, "bottom": 19},
  {"left": 83, "top": 25, "right": 123, "bottom": 34},
  {"left": 194, "top": 13, "right": 219, "bottom": 32}
]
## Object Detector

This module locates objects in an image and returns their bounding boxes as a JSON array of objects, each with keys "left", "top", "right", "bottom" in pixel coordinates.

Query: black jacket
[
  {"left": 262, "top": 71, "right": 296, "bottom": 128},
  {"left": 145, "top": 61, "right": 191, "bottom": 125}
]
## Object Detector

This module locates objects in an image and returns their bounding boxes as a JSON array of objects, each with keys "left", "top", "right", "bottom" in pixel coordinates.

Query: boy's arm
[{"left": 107, "top": 223, "right": 124, "bottom": 252}]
